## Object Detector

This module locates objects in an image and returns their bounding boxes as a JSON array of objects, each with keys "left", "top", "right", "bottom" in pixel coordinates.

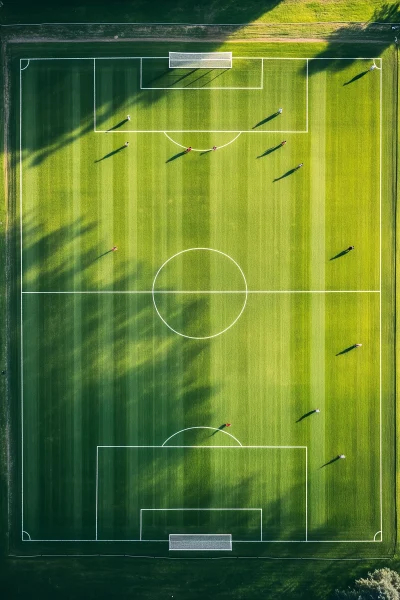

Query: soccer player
[
  {"left": 186, "top": 147, "right": 192, "bottom": 153},
  {"left": 338, "top": 454, "right": 346, "bottom": 459},
  {"left": 355, "top": 343, "right": 362, "bottom": 348},
  {"left": 111, "top": 246, "right": 118, "bottom": 252},
  {"left": 297, "top": 163, "right": 304, "bottom": 169},
  {"left": 369, "top": 64, "right": 377, "bottom": 71},
  {"left": 124, "top": 141, "right": 129, "bottom": 147},
  {"left": 347, "top": 246, "right": 355, "bottom": 251},
  {"left": 281, "top": 140, "right": 287, "bottom": 146},
  {"left": 313, "top": 409, "right": 320, "bottom": 413},
  {"left": 225, "top": 423, "right": 231, "bottom": 427},
  {"left": 278, "top": 108, "right": 283, "bottom": 114},
  {"left": 127, "top": 115, "right": 131, "bottom": 120},
  {"left": 212, "top": 146, "right": 217, "bottom": 151}
]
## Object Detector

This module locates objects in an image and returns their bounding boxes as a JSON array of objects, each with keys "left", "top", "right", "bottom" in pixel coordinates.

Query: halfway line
[{"left": 21, "top": 290, "right": 380, "bottom": 294}]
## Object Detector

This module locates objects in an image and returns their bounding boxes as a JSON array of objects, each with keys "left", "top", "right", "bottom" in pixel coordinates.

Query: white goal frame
[{"left": 169, "top": 51, "right": 232, "bottom": 69}]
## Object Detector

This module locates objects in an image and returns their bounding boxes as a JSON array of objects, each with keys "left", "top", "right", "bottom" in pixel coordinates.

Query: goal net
[
  {"left": 169, "top": 534, "right": 232, "bottom": 551},
  {"left": 169, "top": 52, "right": 232, "bottom": 69}
]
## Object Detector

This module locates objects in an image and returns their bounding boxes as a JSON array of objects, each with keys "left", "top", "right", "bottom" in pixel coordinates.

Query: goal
[
  {"left": 168, "top": 52, "right": 232, "bottom": 69},
  {"left": 169, "top": 534, "right": 232, "bottom": 551}
]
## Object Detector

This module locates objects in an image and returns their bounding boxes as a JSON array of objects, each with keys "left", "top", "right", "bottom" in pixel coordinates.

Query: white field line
[
  {"left": 98, "top": 447, "right": 304, "bottom": 542},
  {"left": 140, "top": 508, "right": 262, "bottom": 542},
  {"left": 95, "top": 446, "right": 99, "bottom": 540},
  {"left": 140, "top": 56, "right": 263, "bottom": 90},
  {"left": 93, "top": 59, "right": 96, "bottom": 131},
  {"left": 24, "top": 539, "right": 383, "bottom": 543},
  {"left": 306, "top": 58, "right": 309, "bottom": 133},
  {"left": 21, "top": 57, "right": 384, "bottom": 546},
  {"left": 305, "top": 447, "right": 308, "bottom": 542},
  {"left": 161, "top": 426, "right": 243, "bottom": 447},
  {"left": 261, "top": 57, "right": 264, "bottom": 90},
  {"left": 19, "top": 59, "right": 24, "bottom": 540},
  {"left": 91, "top": 56, "right": 307, "bottom": 133},
  {"left": 94, "top": 130, "right": 308, "bottom": 133},
  {"left": 379, "top": 56, "right": 383, "bottom": 536},
  {"left": 98, "top": 445, "right": 307, "bottom": 448},
  {"left": 163, "top": 131, "right": 242, "bottom": 152},
  {"left": 142, "top": 88, "right": 263, "bottom": 91},
  {"left": 151, "top": 247, "right": 248, "bottom": 340},
  {"left": 20, "top": 56, "right": 381, "bottom": 61},
  {"left": 21, "top": 290, "right": 381, "bottom": 294}
]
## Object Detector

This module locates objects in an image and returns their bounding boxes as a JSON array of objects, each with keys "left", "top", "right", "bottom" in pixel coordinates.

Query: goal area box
[
  {"left": 169, "top": 52, "right": 232, "bottom": 69},
  {"left": 169, "top": 534, "right": 232, "bottom": 551}
]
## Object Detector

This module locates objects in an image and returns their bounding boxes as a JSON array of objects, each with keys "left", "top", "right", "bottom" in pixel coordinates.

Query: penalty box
[
  {"left": 96, "top": 445, "right": 307, "bottom": 542},
  {"left": 94, "top": 57, "right": 308, "bottom": 132}
]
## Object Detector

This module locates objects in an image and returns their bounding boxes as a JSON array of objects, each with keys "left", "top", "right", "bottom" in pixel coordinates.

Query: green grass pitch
[{"left": 15, "top": 43, "right": 395, "bottom": 555}]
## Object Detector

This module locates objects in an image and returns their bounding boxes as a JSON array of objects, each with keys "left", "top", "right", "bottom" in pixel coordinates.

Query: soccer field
[{"left": 13, "top": 42, "right": 396, "bottom": 556}]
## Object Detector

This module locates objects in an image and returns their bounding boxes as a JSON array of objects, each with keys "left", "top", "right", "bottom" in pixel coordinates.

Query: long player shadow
[
  {"left": 257, "top": 144, "right": 281, "bottom": 158},
  {"left": 94, "top": 145, "right": 127, "bottom": 162},
  {"left": 296, "top": 410, "right": 317, "bottom": 423},
  {"left": 330, "top": 248, "right": 353, "bottom": 260},
  {"left": 166, "top": 150, "right": 187, "bottom": 163},
  {"left": 106, "top": 118, "right": 129, "bottom": 132},
  {"left": 320, "top": 456, "right": 341, "bottom": 468},
  {"left": 343, "top": 70, "right": 369, "bottom": 86},
  {"left": 209, "top": 424, "right": 229, "bottom": 437},
  {"left": 273, "top": 167, "right": 297, "bottom": 182},
  {"left": 336, "top": 344, "right": 358, "bottom": 356},
  {"left": 90, "top": 249, "right": 115, "bottom": 263},
  {"left": 252, "top": 112, "right": 280, "bottom": 129}
]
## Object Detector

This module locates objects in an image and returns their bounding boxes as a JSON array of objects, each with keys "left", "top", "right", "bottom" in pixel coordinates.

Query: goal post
[{"left": 169, "top": 52, "right": 232, "bottom": 69}]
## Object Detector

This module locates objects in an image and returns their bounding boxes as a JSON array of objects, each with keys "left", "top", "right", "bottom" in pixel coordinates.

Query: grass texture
[{"left": 17, "top": 48, "right": 388, "bottom": 553}]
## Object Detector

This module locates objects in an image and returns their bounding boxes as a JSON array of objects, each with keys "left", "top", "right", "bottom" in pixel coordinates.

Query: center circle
[{"left": 152, "top": 248, "right": 248, "bottom": 340}]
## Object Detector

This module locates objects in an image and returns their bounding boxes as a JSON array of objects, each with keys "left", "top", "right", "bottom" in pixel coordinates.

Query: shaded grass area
[
  {"left": 1, "top": 556, "right": 400, "bottom": 600},
  {"left": 0, "top": 0, "right": 396, "bottom": 25}
]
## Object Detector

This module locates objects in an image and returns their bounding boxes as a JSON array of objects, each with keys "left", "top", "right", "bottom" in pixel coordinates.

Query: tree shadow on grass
[
  {"left": 304, "top": 2, "right": 400, "bottom": 76},
  {"left": 17, "top": 214, "right": 222, "bottom": 539}
]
